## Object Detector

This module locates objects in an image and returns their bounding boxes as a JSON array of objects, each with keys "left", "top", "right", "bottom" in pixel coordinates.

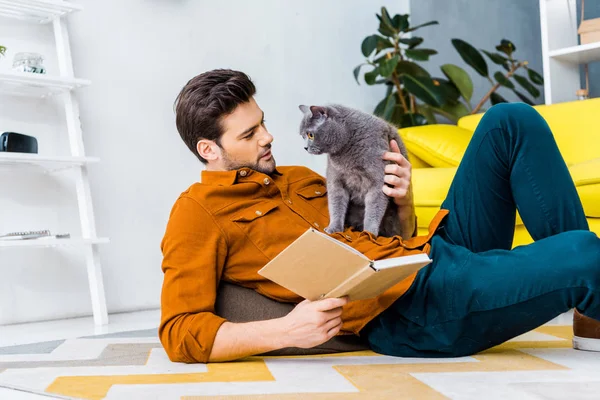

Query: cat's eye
[{"left": 307, "top": 132, "right": 314, "bottom": 141}]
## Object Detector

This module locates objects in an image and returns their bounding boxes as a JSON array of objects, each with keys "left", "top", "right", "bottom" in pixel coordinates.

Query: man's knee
[
  {"left": 567, "top": 230, "right": 600, "bottom": 278},
  {"left": 476, "top": 102, "right": 550, "bottom": 142}
]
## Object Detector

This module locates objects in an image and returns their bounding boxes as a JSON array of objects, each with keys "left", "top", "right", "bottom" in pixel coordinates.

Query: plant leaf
[
  {"left": 481, "top": 50, "right": 509, "bottom": 65},
  {"left": 376, "top": 14, "right": 396, "bottom": 37},
  {"left": 399, "top": 37, "right": 424, "bottom": 49},
  {"left": 374, "top": 96, "right": 388, "bottom": 117},
  {"left": 403, "top": 75, "right": 444, "bottom": 107},
  {"left": 0, "top": 46, "right": 5, "bottom": 57},
  {"left": 513, "top": 89, "right": 535, "bottom": 105},
  {"left": 514, "top": 74, "right": 540, "bottom": 98},
  {"left": 494, "top": 71, "right": 515, "bottom": 89},
  {"left": 490, "top": 91, "right": 509, "bottom": 105},
  {"left": 400, "top": 113, "right": 428, "bottom": 127},
  {"left": 364, "top": 68, "right": 379, "bottom": 85},
  {"left": 353, "top": 64, "right": 367, "bottom": 84},
  {"left": 362, "top": 35, "right": 392, "bottom": 57},
  {"left": 404, "top": 20, "right": 439, "bottom": 33},
  {"left": 418, "top": 105, "right": 438, "bottom": 124},
  {"left": 361, "top": 35, "right": 378, "bottom": 57},
  {"left": 527, "top": 68, "right": 544, "bottom": 85},
  {"left": 452, "top": 38, "right": 489, "bottom": 77},
  {"left": 376, "top": 7, "right": 397, "bottom": 37},
  {"left": 439, "top": 102, "right": 470, "bottom": 122},
  {"left": 389, "top": 105, "right": 406, "bottom": 127},
  {"left": 379, "top": 55, "right": 400, "bottom": 78},
  {"left": 433, "top": 78, "right": 460, "bottom": 105},
  {"left": 396, "top": 60, "right": 431, "bottom": 77},
  {"left": 496, "top": 39, "right": 516, "bottom": 56},
  {"left": 382, "top": 93, "right": 398, "bottom": 120},
  {"left": 392, "top": 14, "right": 409, "bottom": 31},
  {"left": 405, "top": 48, "right": 437, "bottom": 61},
  {"left": 441, "top": 64, "right": 473, "bottom": 102}
]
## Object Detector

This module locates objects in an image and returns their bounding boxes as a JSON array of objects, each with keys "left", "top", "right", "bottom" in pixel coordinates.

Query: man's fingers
[
  {"left": 322, "top": 306, "right": 344, "bottom": 320},
  {"left": 324, "top": 316, "right": 342, "bottom": 332},
  {"left": 384, "top": 164, "right": 409, "bottom": 178},
  {"left": 384, "top": 174, "right": 406, "bottom": 188},
  {"left": 390, "top": 139, "right": 401, "bottom": 153},
  {"left": 382, "top": 185, "right": 407, "bottom": 198},
  {"left": 314, "top": 296, "right": 348, "bottom": 311},
  {"left": 326, "top": 319, "right": 343, "bottom": 337}
]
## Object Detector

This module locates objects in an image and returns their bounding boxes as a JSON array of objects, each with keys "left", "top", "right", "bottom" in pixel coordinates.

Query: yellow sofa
[{"left": 399, "top": 98, "right": 600, "bottom": 247}]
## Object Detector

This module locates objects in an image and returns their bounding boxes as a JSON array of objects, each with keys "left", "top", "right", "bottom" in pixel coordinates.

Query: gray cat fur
[{"left": 298, "top": 104, "right": 409, "bottom": 238}]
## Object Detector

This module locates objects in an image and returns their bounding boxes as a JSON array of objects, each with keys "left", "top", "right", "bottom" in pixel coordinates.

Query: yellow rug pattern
[{"left": 2, "top": 326, "right": 600, "bottom": 399}]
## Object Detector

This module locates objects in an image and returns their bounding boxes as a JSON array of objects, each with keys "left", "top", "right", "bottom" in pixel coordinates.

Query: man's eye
[{"left": 245, "top": 132, "right": 255, "bottom": 140}]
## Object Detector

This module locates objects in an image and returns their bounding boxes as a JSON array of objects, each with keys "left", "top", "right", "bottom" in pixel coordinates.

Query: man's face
[{"left": 213, "top": 97, "right": 276, "bottom": 175}]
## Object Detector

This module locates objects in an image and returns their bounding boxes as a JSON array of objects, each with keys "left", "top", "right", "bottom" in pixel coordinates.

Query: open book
[{"left": 257, "top": 228, "right": 432, "bottom": 301}]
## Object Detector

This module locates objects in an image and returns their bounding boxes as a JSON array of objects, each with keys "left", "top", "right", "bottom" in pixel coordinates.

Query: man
[{"left": 160, "top": 69, "right": 600, "bottom": 364}]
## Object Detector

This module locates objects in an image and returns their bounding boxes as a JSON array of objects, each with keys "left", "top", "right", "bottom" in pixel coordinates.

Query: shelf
[
  {"left": 549, "top": 41, "right": 600, "bottom": 64},
  {"left": 0, "top": 237, "right": 109, "bottom": 248},
  {"left": 0, "top": 0, "right": 82, "bottom": 24},
  {"left": 0, "top": 153, "right": 99, "bottom": 170},
  {"left": 0, "top": 72, "right": 90, "bottom": 98}
]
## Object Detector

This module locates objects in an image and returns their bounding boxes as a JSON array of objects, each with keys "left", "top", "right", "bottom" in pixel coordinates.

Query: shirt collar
[{"left": 201, "top": 167, "right": 283, "bottom": 186}]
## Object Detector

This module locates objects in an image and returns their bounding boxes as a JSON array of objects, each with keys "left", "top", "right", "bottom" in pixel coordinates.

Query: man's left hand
[
  {"left": 382, "top": 139, "right": 417, "bottom": 238},
  {"left": 382, "top": 140, "right": 413, "bottom": 208}
]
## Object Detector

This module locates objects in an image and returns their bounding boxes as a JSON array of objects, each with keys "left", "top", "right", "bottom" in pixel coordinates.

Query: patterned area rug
[{"left": 1, "top": 326, "right": 599, "bottom": 399}]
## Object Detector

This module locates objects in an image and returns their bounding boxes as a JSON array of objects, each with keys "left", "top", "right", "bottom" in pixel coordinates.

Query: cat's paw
[{"left": 324, "top": 225, "right": 343, "bottom": 234}]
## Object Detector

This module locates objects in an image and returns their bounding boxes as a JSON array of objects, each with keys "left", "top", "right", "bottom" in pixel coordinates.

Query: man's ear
[{"left": 196, "top": 139, "right": 220, "bottom": 162}]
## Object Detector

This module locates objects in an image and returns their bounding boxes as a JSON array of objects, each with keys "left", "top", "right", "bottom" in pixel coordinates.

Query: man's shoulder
[{"left": 277, "top": 165, "right": 324, "bottom": 182}]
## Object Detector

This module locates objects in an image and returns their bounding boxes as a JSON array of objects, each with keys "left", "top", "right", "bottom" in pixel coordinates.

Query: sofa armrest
[{"left": 398, "top": 124, "right": 473, "bottom": 168}]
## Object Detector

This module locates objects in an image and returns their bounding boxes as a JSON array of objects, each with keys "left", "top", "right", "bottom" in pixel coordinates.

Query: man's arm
[{"left": 209, "top": 298, "right": 347, "bottom": 362}]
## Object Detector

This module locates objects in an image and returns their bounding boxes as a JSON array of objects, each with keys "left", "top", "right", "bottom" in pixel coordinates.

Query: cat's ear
[
  {"left": 309, "top": 106, "right": 328, "bottom": 118},
  {"left": 298, "top": 105, "right": 310, "bottom": 114}
]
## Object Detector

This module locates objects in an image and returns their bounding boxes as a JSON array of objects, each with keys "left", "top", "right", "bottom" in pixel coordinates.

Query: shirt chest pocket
[
  {"left": 231, "top": 200, "right": 298, "bottom": 259},
  {"left": 296, "top": 184, "right": 329, "bottom": 218}
]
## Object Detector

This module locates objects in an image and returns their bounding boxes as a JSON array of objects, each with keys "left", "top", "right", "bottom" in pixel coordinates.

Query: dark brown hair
[{"left": 174, "top": 69, "right": 256, "bottom": 163}]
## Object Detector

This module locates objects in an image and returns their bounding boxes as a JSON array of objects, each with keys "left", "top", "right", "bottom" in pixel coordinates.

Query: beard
[{"left": 221, "top": 145, "right": 277, "bottom": 175}]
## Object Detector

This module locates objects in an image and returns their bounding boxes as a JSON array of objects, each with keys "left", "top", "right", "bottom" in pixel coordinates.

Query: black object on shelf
[{"left": 0, "top": 132, "right": 38, "bottom": 154}]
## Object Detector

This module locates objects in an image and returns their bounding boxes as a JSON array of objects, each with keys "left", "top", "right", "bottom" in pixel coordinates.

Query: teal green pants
[{"left": 363, "top": 103, "right": 600, "bottom": 357}]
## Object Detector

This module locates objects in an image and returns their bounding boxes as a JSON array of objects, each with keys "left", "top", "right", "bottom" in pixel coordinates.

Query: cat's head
[{"left": 298, "top": 105, "right": 347, "bottom": 155}]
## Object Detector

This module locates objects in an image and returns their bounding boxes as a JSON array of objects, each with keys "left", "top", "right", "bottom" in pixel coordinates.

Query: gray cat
[{"left": 298, "top": 104, "right": 410, "bottom": 238}]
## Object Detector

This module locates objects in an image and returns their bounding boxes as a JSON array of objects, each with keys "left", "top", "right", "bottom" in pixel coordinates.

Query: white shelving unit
[
  {"left": 540, "top": 0, "right": 600, "bottom": 104},
  {"left": 0, "top": 237, "right": 109, "bottom": 248},
  {"left": 0, "top": 0, "right": 109, "bottom": 325}
]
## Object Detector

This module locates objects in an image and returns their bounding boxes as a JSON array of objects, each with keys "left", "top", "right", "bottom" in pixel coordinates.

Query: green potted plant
[{"left": 355, "top": 7, "right": 544, "bottom": 127}]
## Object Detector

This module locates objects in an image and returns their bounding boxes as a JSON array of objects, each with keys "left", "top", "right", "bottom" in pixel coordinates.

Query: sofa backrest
[{"left": 457, "top": 98, "right": 600, "bottom": 165}]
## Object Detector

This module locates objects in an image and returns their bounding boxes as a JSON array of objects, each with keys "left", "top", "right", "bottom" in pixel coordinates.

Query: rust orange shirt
[{"left": 159, "top": 165, "right": 448, "bottom": 363}]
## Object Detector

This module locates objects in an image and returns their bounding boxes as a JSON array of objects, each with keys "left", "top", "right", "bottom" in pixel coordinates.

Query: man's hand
[
  {"left": 382, "top": 139, "right": 417, "bottom": 238},
  {"left": 280, "top": 297, "right": 348, "bottom": 348}
]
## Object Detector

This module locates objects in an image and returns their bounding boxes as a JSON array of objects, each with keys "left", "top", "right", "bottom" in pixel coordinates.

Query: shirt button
[
  {"left": 263, "top": 178, "right": 270, "bottom": 185},
  {"left": 315, "top": 191, "right": 322, "bottom": 195},
  {"left": 255, "top": 210, "right": 262, "bottom": 216},
  {"left": 286, "top": 199, "right": 292, "bottom": 204},
  {"left": 239, "top": 170, "right": 247, "bottom": 177},
  {"left": 345, "top": 235, "right": 352, "bottom": 240},
  {"left": 314, "top": 222, "right": 320, "bottom": 228}
]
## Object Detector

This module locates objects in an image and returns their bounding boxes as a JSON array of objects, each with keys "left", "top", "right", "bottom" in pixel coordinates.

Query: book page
[
  {"left": 257, "top": 228, "right": 370, "bottom": 301},
  {"left": 344, "top": 255, "right": 432, "bottom": 300},
  {"left": 372, "top": 253, "right": 431, "bottom": 270}
]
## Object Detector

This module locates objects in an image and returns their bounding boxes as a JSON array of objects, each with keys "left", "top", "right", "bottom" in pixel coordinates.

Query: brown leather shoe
[{"left": 573, "top": 309, "right": 600, "bottom": 351}]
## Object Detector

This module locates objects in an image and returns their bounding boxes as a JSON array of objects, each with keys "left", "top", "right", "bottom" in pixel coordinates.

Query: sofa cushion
[
  {"left": 399, "top": 125, "right": 472, "bottom": 168},
  {"left": 458, "top": 98, "right": 600, "bottom": 166},
  {"left": 215, "top": 282, "right": 369, "bottom": 356}
]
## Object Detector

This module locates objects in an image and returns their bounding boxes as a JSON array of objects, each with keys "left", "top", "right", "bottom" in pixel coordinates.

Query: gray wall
[
  {"left": 410, "top": 0, "right": 545, "bottom": 107},
  {"left": 578, "top": 0, "right": 600, "bottom": 98}
]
